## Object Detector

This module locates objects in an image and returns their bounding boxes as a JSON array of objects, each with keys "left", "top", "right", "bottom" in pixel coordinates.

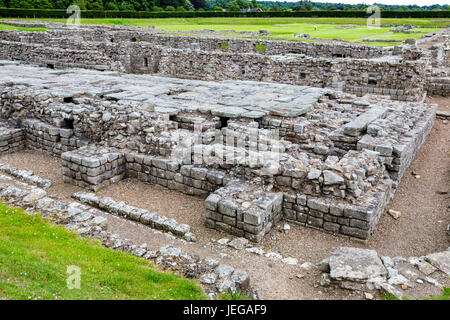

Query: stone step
[{"left": 343, "top": 106, "right": 388, "bottom": 137}]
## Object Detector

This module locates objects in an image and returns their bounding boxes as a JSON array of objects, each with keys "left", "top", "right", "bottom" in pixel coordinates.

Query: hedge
[{"left": 0, "top": 8, "right": 449, "bottom": 19}]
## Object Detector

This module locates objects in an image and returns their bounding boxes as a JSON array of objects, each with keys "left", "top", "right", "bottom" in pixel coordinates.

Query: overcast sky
[{"left": 284, "top": 0, "right": 449, "bottom": 5}]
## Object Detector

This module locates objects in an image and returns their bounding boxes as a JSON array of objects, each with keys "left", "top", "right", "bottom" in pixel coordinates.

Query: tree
[
  {"left": 118, "top": 1, "right": 134, "bottom": 10},
  {"left": 270, "top": 4, "right": 280, "bottom": 11},
  {"left": 105, "top": 2, "right": 119, "bottom": 10},
  {"left": 53, "top": 0, "right": 66, "bottom": 9},
  {"left": 0, "top": 0, "right": 6, "bottom": 7},
  {"left": 73, "top": 0, "right": 87, "bottom": 10},
  {"left": 9, "top": 0, "right": 33, "bottom": 8},
  {"left": 88, "top": 1, "right": 104, "bottom": 10},
  {"left": 181, "top": 0, "right": 194, "bottom": 11},
  {"left": 190, "top": 0, "right": 206, "bottom": 10},
  {"left": 237, "top": 0, "right": 249, "bottom": 9},
  {"left": 165, "top": 5, "right": 175, "bottom": 11},
  {"left": 225, "top": 0, "right": 239, "bottom": 11}
]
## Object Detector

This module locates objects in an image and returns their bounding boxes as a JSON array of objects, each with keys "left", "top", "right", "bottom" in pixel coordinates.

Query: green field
[
  {"left": 0, "top": 23, "right": 47, "bottom": 32},
  {"left": 0, "top": 203, "right": 206, "bottom": 300},
  {"left": 2, "top": 17, "right": 446, "bottom": 45}
]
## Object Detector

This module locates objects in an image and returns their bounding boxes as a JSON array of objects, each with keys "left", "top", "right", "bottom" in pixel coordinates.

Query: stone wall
[
  {"left": 21, "top": 118, "right": 89, "bottom": 157},
  {"left": 0, "top": 26, "right": 430, "bottom": 101},
  {"left": 0, "top": 121, "right": 24, "bottom": 155},
  {"left": 0, "top": 23, "right": 390, "bottom": 59},
  {"left": 283, "top": 183, "right": 390, "bottom": 240}
]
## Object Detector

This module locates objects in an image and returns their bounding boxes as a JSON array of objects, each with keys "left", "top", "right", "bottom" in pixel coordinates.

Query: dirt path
[{"left": 0, "top": 102, "right": 448, "bottom": 300}]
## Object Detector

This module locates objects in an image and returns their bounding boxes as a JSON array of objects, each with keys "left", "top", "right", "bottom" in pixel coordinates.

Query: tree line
[{"left": 0, "top": 0, "right": 448, "bottom": 12}]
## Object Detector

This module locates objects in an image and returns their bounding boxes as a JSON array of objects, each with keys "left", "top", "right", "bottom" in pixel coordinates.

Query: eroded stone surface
[{"left": 329, "top": 247, "right": 387, "bottom": 281}]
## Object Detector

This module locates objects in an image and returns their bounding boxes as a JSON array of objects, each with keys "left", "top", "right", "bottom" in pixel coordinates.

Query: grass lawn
[
  {"left": 1, "top": 17, "right": 446, "bottom": 44},
  {"left": 0, "top": 203, "right": 206, "bottom": 300},
  {"left": 382, "top": 287, "right": 450, "bottom": 300},
  {"left": 0, "top": 24, "right": 47, "bottom": 32}
]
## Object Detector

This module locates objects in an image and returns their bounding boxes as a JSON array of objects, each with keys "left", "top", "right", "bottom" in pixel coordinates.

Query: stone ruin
[{"left": 0, "top": 21, "right": 447, "bottom": 244}]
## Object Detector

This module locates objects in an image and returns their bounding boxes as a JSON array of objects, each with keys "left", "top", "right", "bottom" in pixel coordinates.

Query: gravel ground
[{"left": 0, "top": 102, "right": 448, "bottom": 300}]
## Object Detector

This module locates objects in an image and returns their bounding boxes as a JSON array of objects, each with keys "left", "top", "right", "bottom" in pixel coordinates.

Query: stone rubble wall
[
  {"left": 426, "top": 77, "right": 450, "bottom": 96},
  {"left": 370, "top": 106, "right": 436, "bottom": 186}
]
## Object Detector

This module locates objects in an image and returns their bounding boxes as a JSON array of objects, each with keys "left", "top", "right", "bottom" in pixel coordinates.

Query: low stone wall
[
  {"left": 22, "top": 118, "right": 89, "bottom": 157},
  {"left": 62, "top": 146, "right": 126, "bottom": 191},
  {"left": 283, "top": 182, "right": 390, "bottom": 240},
  {"left": 205, "top": 180, "right": 283, "bottom": 242},
  {"left": 0, "top": 121, "right": 24, "bottom": 154},
  {"left": 427, "top": 77, "right": 450, "bottom": 97},
  {"left": 125, "top": 154, "right": 226, "bottom": 198},
  {"left": 145, "top": 47, "right": 426, "bottom": 101},
  {"left": 383, "top": 106, "right": 436, "bottom": 185},
  {"left": 0, "top": 162, "right": 51, "bottom": 188},
  {"left": 72, "top": 191, "right": 194, "bottom": 241},
  {"left": 0, "top": 169, "right": 252, "bottom": 298}
]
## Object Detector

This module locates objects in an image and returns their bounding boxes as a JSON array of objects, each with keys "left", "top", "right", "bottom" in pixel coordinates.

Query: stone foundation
[{"left": 0, "top": 59, "right": 438, "bottom": 243}]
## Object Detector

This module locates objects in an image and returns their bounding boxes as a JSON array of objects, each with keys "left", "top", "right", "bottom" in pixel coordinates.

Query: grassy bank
[{"left": 0, "top": 203, "right": 206, "bottom": 300}]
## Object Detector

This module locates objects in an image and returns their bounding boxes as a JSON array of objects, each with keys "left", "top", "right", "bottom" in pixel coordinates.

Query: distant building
[
  {"left": 240, "top": 8, "right": 263, "bottom": 12},
  {"left": 222, "top": 8, "right": 263, "bottom": 12}
]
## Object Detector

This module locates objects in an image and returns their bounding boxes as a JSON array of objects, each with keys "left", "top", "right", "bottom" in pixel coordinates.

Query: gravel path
[{"left": 0, "top": 103, "right": 448, "bottom": 299}]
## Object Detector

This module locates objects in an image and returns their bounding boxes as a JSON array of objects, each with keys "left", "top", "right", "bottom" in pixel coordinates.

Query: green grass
[
  {"left": 423, "top": 287, "right": 450, "bottom": 301},
  {"left": 1, "top": 17, "right": 447, "bottom": 45},
  {"left": 220, "top": 42, "right": 229, "bottom": 51},
  {"left": 255, "top": 44, "right": 266, "bottom": 53},
  {"left": 0, "top": 203, "right": 206, "bottom": 300},
  {"left": 0, "top": 23, "right": 47, "bottom": 32},
  {"left": 382, "top": 287, "right": 450, "bottom": 301}
]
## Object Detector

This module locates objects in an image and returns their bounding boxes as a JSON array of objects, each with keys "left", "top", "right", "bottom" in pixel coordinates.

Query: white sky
[{"left": 280, "top": 0, "right": 449, "bottom": 5}]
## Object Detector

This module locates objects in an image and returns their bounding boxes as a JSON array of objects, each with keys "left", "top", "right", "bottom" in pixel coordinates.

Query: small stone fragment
[{"left": 387, "top": 209, "right": 401, "bottom": 219}]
